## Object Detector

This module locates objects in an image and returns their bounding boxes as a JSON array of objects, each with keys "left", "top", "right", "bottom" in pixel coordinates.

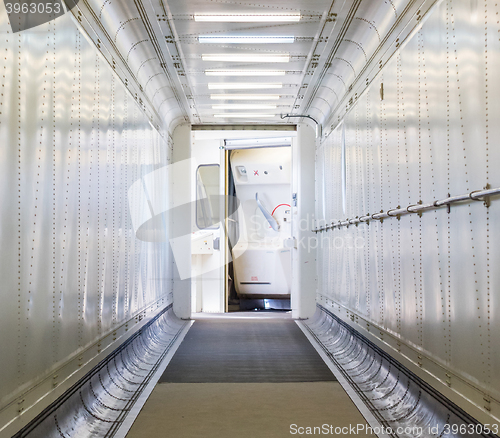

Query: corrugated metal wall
[
  {"left": 0, "top": 9, "right": 173, "bottom": 432},
  {"left": 315, "top": 0, "right": 500, "bottom": 423}
]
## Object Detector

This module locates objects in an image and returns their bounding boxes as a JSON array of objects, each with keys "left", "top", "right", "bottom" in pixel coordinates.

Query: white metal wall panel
[
  {"left": 0, "top": 9, "right": 173, "bottom": 428},
  {"left": 488, "top": 0, "right": 500, "bottom": 397},
  {"left": 315, "top": 0, "right": 500, "bottom": 422}
]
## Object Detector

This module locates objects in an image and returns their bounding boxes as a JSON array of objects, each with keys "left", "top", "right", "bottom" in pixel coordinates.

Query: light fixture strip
[
  {"left": 210, "top": 94, "right": 280, "bottom": 100},
  {"left": 198, "top": 36, "right": 295, "bottom": 44},
  {"left": 202, "top": 54, "right": 290, "bottom": 63},
  {"left": 194, "top": 13, "right": 301, "bottom": 22},
  {"left": 208, "top": 83, "right": 282, "bottom": 90},
  {"left": 205, "top": 70, "right": 286, "bottom": 76},
  {"left": 212, "top": 104, "right": 277, "bottom": 109},
  {"left": 225, "top": 136, "right": 293, "bottom": 146}
]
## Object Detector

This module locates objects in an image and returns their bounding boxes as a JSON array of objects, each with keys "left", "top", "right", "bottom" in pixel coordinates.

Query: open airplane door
[{"left": 227, "top": 138, "right": 293, "bottom": 307}]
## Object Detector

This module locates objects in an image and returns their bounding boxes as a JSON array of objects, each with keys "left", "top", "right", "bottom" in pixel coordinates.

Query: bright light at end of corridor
[{"left": 194, "top": 14, "right": 301, "bottom": 22}]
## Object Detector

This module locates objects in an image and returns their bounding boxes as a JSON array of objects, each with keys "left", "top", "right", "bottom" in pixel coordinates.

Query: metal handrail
[{"left": 313, "top": 185, "right": 499, "bottom": 233}]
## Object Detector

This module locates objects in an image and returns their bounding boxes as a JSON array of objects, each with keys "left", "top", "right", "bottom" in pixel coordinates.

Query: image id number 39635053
[{"left": 5, "top": 2, "right": 62, "bottom": 14}]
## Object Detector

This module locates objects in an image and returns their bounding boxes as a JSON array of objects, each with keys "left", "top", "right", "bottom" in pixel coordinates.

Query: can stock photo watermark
[{"left": 289, "top": 423, "right": 500, "bottom": 436}]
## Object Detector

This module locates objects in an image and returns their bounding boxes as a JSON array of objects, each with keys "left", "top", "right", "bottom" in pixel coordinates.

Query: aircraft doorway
[
  {"left": 226, "top": 144, "right": 292, "bottom": 312},
  {"left": 190, "top": 129, "right": 295, "bottom": 315}
]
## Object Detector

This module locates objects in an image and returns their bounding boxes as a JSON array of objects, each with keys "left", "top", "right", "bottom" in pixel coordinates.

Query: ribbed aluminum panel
[
  {"left": 305, "top": 306, "right": 498, "bottom": 438},
  {"left": 77, "top": 0, "right": 190, "bottom": 130},
  {"left": 315, "top": 0, "right": 500, "bottom": 425},
  {"left": 302, "top": 0, "right": 435, "bottom": 128},
  {"left": 12, "top": 306, "right": 186, "bottom": 438},
  {"left": 0, "top": 9, "right": 174, "bottom": 435}
]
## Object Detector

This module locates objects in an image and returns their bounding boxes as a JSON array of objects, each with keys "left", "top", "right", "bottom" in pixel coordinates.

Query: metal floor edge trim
[
  {"left": 11, "top": 306, "right": 188, "bottom": 438},
  {"left": 296, "top": 320, "right": 392, "bottom": 438},
  {"left": 112, "top": 319, "right": 194, "bottom": 438},
  {"left": 302, "top": 305, "right": 499, "bottom": 438}
]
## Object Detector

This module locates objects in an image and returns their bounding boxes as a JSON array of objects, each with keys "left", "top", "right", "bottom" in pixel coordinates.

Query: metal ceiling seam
[
  {"left": 144, "top": 71, "right": 165, "bottom": 89},
  {"left": 114, "top": 17, "right": 140, "bottom": 42},
  {"left": 98, "top": 0, "right": 112, "bottom": 19},
  {"left": 289, "top": 0, "right": 339, "bottom": 120},
  {"left": 300, "top": 0, "right": 362, "bottom": 118},
  {"left": 126, "top": 40, "right": 149, "bottom": 62},
  {"left": 318, "top": 84, "right": 340, "bottom": 101},
  {"left": 333, "top": 56, "right": 357, "bottom": 77},
  {"left": 343, "top": 39, "right": 368, "bottom": 61},
  {"left": 78, "top": 0, "right": 192, "bottom": 132},
  {"left": 158, "top": 96, "right": 178, "bottom": 113},
  {"left": 304, "top": 0, "right": 425, "bottom": 129},
  {"left": 169, "top": 116, "right": 190, "bottom": 132},
  {"left": 159, "top": 0, "right": 201, "bottom": 122},
  {"left": 136, "top": 57, "right": 158, "bottom": 77},
  {"left": 386, "top": 0, "right": 398, "bottom": 17},
  {"left": 315, "top": 94, "right": 335, "bottom": 112},
  {"left": 66, "top": 0, "right": 166, "bottom": 134},
  {"left": 308, "top": 105, "right": 328, "bottom": 119},
  {"left": 152, "top": 85, "right": 176, "bottom": 102},
  {"left": 354, "top": 17, "right": 382, "bottom": 41},
  {"left": 323, "top": 0, "right": 441, "bottom": 135},
  {"left": 327, "top": 72, "right": 347, "bottom": 89},
  {"left": 71, "top": 0, "right": 170, "bottom": 130},
  {"left": 133, "top": 0, "right": 191, "bottom": 123},
  {"left": 324, "top": 0, "right": 421, "bottom": 125},
  {"left": 78, "top": 0, "right": 147, "bottom": 93}
]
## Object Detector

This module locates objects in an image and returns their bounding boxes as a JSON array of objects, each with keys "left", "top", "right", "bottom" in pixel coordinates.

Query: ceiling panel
[
  {"left": 79, "top": 0, "right": 425, "bottom": 129},
  {"left": 162, "top": 0, "right": 334, "bottom": 124}
]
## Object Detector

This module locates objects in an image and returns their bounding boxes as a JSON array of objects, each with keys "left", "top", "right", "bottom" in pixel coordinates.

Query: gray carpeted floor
[{"left": 159, "top": 318, "right": 336, "bottom": 383}]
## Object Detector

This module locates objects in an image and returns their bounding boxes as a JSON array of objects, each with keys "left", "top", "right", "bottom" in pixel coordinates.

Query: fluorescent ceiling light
[
  {"left": 225, "top": 137, "right": 292, "bottom": 147},
  {"left": 208, "top": 83, "right": 282, "bottom": 90},
  {"left": 212, "top": 104, "right": 277, "bottom": 109},
  {"left": 205, "top": 70, "right": 286, "bottom": 76},
  {"left": 202, "top": 54, "right": 289, "bottom": 63},
  {"left": 194, "top": 13, "right": 301, "bottom": 22},
  {"left": 214, "top": 113, "right": 277, "bottom": 118},
  {"left": 210, "top": 94, "right": 280, "bottom": 100},
  {"left": 198, "top": 36, "right": 295, "bottom": 44}
]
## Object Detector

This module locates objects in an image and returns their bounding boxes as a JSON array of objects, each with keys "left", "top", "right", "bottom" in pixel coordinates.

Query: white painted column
[
  {"left": 171, "top": 124, "right": 192, "bottom": 319},
  {"left": 291, "top": 123, "right": 318, "bottom": 319}
]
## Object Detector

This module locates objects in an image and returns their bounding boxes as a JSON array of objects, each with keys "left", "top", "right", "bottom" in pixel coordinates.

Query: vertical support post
[
  {"left": 171, "top": 124, "right": 192, "bottom": 319},
  {"left": 291, "top": 124, "right": 318, "bottom": 319}
]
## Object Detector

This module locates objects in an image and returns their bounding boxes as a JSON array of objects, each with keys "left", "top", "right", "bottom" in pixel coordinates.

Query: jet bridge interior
[{"left": 1, "top": 0, "right": 499, "bottom": 437}]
